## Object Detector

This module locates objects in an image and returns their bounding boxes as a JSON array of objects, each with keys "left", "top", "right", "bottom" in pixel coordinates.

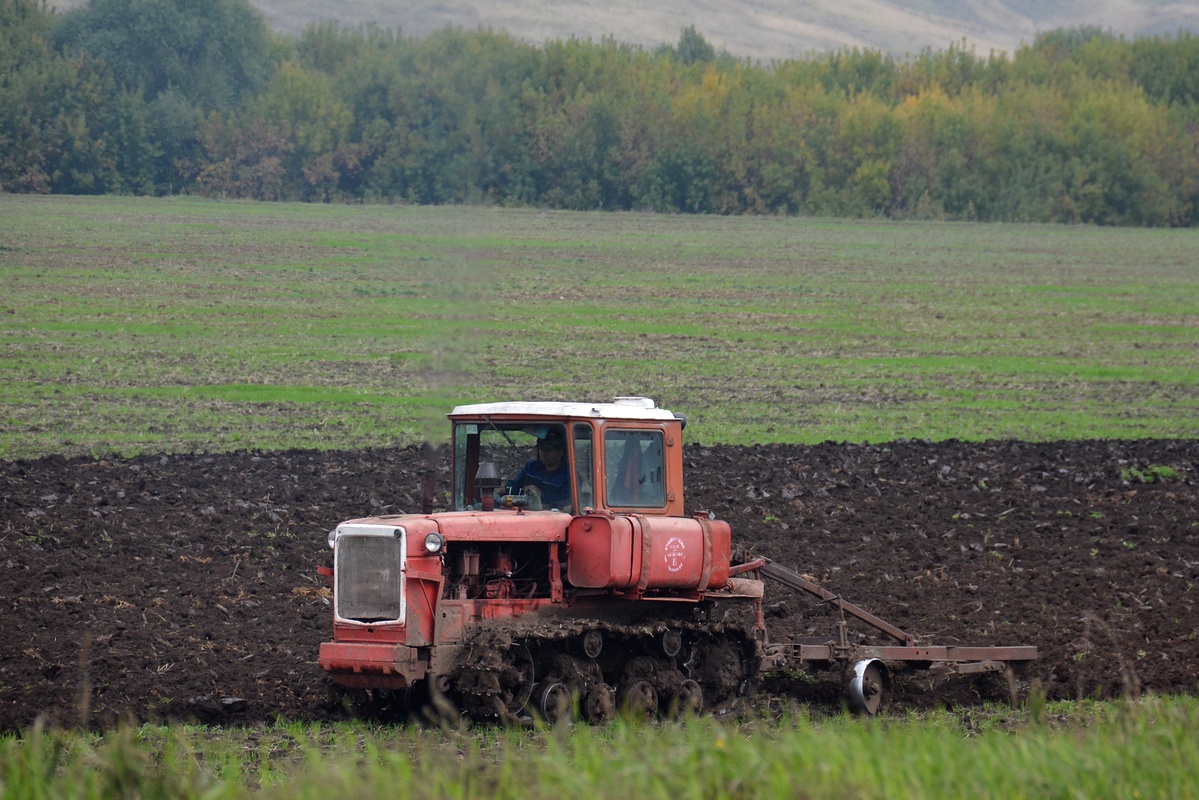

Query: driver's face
[{"left": 538, "top": 442, "right": 565, "bottom": 469}]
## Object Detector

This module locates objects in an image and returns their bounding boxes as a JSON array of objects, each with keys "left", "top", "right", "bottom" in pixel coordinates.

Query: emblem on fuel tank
[{"left": 664, "top": 536, "right": 686, "bottom": 572}]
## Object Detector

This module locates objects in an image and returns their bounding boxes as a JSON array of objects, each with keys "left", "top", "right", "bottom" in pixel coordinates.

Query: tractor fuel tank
[{"left": 567, "top": 512, "right": 730, "bottom": 592}]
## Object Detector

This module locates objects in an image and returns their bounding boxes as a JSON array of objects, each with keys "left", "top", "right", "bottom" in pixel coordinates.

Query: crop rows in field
[{"left": 1, "top": 196, "right": 1196, "bottom": 459}]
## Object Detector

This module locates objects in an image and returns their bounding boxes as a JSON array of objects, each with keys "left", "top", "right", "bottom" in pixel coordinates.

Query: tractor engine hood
[{"left": 337, "top": 509, "right": 573, "bottom": 551}]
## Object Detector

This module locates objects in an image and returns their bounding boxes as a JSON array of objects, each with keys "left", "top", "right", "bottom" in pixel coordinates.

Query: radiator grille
[{"left": 335, "top": 526, "right": 406, "bottom": 623}]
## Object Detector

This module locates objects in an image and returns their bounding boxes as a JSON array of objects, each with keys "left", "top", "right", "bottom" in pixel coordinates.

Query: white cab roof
[{"left": 450, "top": 396, "right": 678, "bottom": 422}]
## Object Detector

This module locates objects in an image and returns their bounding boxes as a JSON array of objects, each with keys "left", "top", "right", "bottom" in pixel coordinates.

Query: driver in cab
[{"left": 506, "top": 428, "right": 571, "bottom": 510}]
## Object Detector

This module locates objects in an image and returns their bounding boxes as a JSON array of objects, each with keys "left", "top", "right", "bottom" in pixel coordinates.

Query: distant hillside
[{"left": 45, "top": 0, "right": 1199, "bottom": 59}]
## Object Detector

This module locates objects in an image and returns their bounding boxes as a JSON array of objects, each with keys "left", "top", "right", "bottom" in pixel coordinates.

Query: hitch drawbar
[{"left": 739, "top": 555, "right": 1038, "bottom": 713}]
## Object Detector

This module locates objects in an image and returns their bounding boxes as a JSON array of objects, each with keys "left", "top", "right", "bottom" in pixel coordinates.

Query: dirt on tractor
[{"left": 1, "top": 439, "right": 1196, "bottom": 730}]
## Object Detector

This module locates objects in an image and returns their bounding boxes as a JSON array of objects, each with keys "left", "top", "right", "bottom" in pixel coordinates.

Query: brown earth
[{"left": 2, "top": 440, "right": 1197, "bottom": 731}]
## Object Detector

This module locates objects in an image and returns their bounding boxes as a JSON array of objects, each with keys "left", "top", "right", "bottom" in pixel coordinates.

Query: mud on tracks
[{"left": 1, "top": 440, "right": 1196, "bottom": 730}]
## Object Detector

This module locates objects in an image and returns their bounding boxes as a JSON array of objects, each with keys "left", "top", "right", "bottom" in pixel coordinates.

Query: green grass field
[
  {"left": 2, "top": 195, "right": 1195, "bottom": 458},
  {"left": 4, "top": 697, "right": 1199, "bottom": 799}
]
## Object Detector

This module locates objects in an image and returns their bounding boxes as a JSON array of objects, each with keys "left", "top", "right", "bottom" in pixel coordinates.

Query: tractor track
[{"left": 435, "top": 619, "right": 758, "bottom": 721}]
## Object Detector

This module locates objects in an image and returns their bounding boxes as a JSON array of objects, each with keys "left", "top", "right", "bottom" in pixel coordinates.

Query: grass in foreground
[
  {"left": 2, "top": 696, "right": 1197, "bottom": 799},
  {"left": 2, "top": 195, "right": 1197, "bottom": 458}
]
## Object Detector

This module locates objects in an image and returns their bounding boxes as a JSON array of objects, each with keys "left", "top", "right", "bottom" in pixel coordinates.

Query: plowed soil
[{"left": 2, "top": 440, "right": 1197, "bottom": 731}]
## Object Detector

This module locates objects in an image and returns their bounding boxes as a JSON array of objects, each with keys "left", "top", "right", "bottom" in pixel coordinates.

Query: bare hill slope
[{"left": 48, "top": 0, "right": 1199, "bottom": 60}]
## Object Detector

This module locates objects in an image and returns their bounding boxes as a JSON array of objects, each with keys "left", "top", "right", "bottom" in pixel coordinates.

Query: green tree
[
  {"left": 195, "top": 112, "right": 292, "bottom": 200},
  {"left": 146, "top": 88, "right": 203, "bottom": 193},
  {"left": 1131, "top": 32, "right": 1199, "bottom": 108},
  {"left": 51, "top": 0, "right": 273, "bottom": 110},
  {"left": 672, "top": 25, "right": 716, "bottom": 65},
  {"left": 1, "top": 0, "right": 153, "bottom": 195},
  {"left": 246, "top": 59, "right": 352, "bottom": 199},
  {"left": 1031, "top": 26, "right": 1116, "bottom": 64}
]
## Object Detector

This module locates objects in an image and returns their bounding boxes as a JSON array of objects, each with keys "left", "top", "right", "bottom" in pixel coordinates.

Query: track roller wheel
[
  {"left": 846, "top": 658, "right": 889, "bottom": 716},
  {"left": 532, "top": 681, "right": 573, "bottom": 725},
  {"left": 584, "top": 682, "right": 616, "bottom": 724},
  {"left": 670, "top": 678, "right": 704, "bottom": 718},
  {"left": 620, "top": 679, "right": 659, "bottom": 719}
]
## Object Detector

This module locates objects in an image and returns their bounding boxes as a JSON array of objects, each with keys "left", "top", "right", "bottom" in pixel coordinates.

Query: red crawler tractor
[{"left": 319, "top": 398, "right": 1036, "bottom": 720}]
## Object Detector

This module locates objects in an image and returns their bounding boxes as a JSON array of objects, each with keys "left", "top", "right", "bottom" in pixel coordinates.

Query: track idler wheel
[
  {"left": 457, "top": 643, "right": 535, "bottom": 719},
  {"left": 846, "top": 658, "right": 890, "bottom": 716},
  {"left": 690, "top": 637, "right": 751, "bottom": 712},
  {"left": 499, "top": 643, "right": 535, "bottom": 717}
]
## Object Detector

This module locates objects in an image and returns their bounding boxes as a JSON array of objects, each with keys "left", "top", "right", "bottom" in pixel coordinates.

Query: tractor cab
[{"left": 449, "top": 397, "right": 687, "bottom": 516}]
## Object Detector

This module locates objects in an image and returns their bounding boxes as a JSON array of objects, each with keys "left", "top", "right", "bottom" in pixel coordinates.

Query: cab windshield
[{"left": 453, "top": 421, "right": 580, "bottom": 512}]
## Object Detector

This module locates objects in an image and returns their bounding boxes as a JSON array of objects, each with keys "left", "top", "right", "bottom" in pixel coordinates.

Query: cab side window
[
  {"left": 573, "top": 424, "right": 594, "bottom": 510},
  {"left": 604, "top": 429, "right": 665, "bottom": 508}
]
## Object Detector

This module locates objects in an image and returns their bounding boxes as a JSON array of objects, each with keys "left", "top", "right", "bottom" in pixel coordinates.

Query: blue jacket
[{"left": 507, "top": 460, "right": 571, "bottom": 508}]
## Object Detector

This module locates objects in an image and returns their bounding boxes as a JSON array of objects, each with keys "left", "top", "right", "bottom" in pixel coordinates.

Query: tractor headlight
[
  {"left": 424, "top": 532, "right": 446, "bottom": 554},
  {"left": 326, "top": 528, "right": 337, "bottom": 550}
]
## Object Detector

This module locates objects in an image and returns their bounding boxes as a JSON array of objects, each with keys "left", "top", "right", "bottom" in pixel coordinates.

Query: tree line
[{"left": 3, "top": 0, "right": 1198, "bottom": 225}]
